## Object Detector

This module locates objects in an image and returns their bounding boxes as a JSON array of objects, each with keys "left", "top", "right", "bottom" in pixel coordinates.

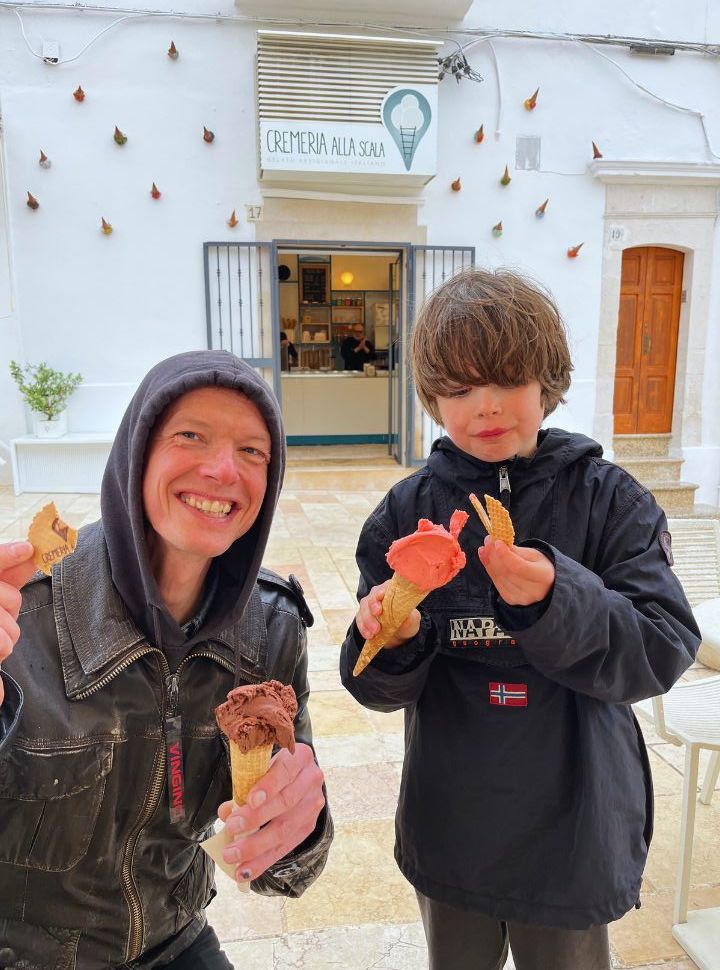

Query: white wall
[
  {"left": 0, "top": 1, "right": 261, "bottom": 464},
  {"left": 1, "top": 0, "right": 719, "bottom": 499}
]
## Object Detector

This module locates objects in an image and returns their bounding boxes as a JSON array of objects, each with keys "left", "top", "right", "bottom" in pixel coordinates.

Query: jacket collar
[{"left": 55, "top": 522, "right": 264, "bottom": 699}]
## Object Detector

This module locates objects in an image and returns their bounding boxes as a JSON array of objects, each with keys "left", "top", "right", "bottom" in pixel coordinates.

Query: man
[
  {"left": 279, "top": 330, "right": 298, "bottom": 369},
  {"left": 340, "top": 323, "right": 375, "bottom": 372},
  {"left": 0, "top": 350, "right": 332, "bottom": 970}
]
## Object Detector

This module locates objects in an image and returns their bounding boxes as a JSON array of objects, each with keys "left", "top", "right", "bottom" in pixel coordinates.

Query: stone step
[
  {"left": 613, "top": 433, "right": 672, "bottom": 459},
  {"left": 283, "top": 464, "right": 414, "bottom": 491},
  {"left": 679, "top": 503, "right": 720, "bottom": 520},
  {"left": 644, "top": 481, "right": 699, "bottom": 516},
  {"left": 614, "top": 456, "right": 684, "bottom": 484}
]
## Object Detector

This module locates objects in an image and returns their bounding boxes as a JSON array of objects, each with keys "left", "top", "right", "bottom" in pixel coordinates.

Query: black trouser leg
[
  {"left": 416, "top": 891, "right": 611, "bottom": 970},
  {"left": 416, "top": 891, "right": 510, "bottom": 970},
  {"left": 157, "top": 924, "right": 234, "bottom": 970}
]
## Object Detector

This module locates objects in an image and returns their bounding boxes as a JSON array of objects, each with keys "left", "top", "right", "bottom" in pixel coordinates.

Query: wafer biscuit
[
  {"left": 469, "top": 493, "right": 515, "bottom": 546},
  {"left": 27, "top": 501, "right": 78, "bottom": 575}
]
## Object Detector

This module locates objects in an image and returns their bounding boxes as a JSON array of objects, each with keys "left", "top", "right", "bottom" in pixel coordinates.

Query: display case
[{"left": 330, "top": 291, "right": 365, "bottom": 343}]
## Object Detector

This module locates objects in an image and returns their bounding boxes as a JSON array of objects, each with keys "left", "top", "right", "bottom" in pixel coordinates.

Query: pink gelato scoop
[
  {"left": 386, "top": 510, "right": 469, "bottom": 591},
  {"left": 215, "top": 680, "right": 297, "bottom": 754}
]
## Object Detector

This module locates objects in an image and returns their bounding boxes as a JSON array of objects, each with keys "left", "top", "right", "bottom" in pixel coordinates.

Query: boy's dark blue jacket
[{"left": 340, "top": 428, "right": 700, "bottom": 929}]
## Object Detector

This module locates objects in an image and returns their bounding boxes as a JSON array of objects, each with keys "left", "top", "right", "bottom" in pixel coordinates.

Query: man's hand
[
  {"left": 478, "top": 537, "right": 555, "bottom": 606},
  {"left": 355, "top": 579, "right": 420, "bottom": 648},
  {"left": 217, "top": 742, "right": 325, "bottom": 884},
  {"left": 0, "top": 541, "right": 36, "bottom": 705}
]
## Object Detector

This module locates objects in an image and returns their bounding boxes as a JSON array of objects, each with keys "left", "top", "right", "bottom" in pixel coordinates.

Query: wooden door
[{"left": 613, "top": 246, "right": 684, "bottom": 434}]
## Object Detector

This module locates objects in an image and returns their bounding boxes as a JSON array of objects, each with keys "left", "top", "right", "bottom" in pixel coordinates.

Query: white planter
[{"left": 32, "top": 410, "right": 68, "bottom": 438}]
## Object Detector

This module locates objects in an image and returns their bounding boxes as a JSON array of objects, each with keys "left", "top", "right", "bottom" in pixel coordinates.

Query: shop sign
[{"left": 260, "top": 85, "right": 437, "bottom": 178}]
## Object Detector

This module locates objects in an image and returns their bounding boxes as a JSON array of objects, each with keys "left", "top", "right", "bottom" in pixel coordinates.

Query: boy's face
[{"left": 435, "top": 381, "right": 545, "bottom": 462}]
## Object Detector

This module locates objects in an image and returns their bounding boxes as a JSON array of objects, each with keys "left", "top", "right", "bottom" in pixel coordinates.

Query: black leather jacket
[{"left": 0, "top": 523, "right": 332, "bottom": 970}]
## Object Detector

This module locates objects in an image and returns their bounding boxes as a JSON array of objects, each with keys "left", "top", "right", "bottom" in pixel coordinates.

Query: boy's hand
[
  {"left": 356, "top": 580, "right": 421, "bottom": 648},
  {"left": 478, "top": 537, "right": 555, "bottom": 606},
  {"left": 217, "top": 742, "right": 325, "bottom": 883},
  {"left": 0, "top": 541, "right": 36, "bottom": 705}
]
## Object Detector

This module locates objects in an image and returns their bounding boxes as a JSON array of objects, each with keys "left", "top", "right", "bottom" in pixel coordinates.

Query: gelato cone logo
[{"left": 382, "top": 88, "right": 432, "bottom": 172}]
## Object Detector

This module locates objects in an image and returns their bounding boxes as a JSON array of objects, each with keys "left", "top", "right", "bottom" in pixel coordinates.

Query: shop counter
[{"left": 281, "top": 371, "right": 389, "bottom": 441}]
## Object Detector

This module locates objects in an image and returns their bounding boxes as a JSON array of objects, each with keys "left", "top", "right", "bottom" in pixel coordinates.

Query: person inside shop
[
  {"left": 280, "top": 330, "right": 298, "bottom": 369},
  {"left": 0, "top": 349, "right": 332, "bottom": 970},
  {"left": 341, "top": 322, "right": 376, "bottom": 372}
]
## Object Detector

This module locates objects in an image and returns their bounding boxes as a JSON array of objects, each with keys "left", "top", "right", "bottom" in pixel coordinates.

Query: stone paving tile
[{"left": 1, "top": 460, "right": 717, "bottom": 970}]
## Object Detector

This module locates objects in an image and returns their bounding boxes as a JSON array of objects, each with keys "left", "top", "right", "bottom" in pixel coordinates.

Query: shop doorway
[
  {"left": 613, "top": 246, "right": 684, "bottom": 434},
  {"left": 203, "top": 240, "right": 474, "bottom": 464}
]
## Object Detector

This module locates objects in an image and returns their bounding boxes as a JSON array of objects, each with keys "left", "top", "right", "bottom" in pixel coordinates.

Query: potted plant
[{"left": 9, "top": 360, "right": 83, "bottom": 438}]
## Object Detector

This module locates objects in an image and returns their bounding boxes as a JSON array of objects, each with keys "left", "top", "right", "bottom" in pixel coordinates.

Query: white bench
[{"left": 10, "top": 433, "right": 114, "bottom": 494}]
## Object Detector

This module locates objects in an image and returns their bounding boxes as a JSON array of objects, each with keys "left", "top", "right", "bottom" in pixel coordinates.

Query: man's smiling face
[{"left": 142, "top": 386, "right": 271, "bottom": 572}]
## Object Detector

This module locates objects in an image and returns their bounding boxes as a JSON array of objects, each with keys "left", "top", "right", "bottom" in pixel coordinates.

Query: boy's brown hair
[{"left": 411, "top": 267, "right": 573, "bottom": 423}]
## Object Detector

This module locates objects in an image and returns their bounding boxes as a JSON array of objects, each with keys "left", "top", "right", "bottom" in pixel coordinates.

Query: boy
[{"left": 339, "top": 268, "right": 699, "bottom": 970}]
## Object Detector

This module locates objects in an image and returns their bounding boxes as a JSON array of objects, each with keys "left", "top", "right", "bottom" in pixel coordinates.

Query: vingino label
[{"left": 448, "top": 616, "right": 516, "bottom": 649}]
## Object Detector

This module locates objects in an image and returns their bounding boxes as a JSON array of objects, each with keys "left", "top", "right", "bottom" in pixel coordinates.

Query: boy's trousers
[{"left": 416, "top": 891, "right": 611, "bottom": 970}]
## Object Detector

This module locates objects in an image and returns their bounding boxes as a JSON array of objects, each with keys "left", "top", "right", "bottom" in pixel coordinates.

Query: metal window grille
[
  {"left": 408, "top": 246, "right": 475, "bottom": 465},
  {"left": 203, "top": 241, "right": 279, "bottom": 393}
]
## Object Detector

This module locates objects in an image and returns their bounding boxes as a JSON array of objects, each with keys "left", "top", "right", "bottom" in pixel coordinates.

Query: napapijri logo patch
[
  {"left": 489, "top": 682, "right": 528, "bottom": 707},
  {"left": 449, "top": 616, "right": 516, "bottom": 649}
]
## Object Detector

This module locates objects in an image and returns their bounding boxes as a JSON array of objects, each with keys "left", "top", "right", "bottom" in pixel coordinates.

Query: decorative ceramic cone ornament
[
  {"left": 567, "top": 243, "right": 584, "bottom": 258},
  {"left": 474, "top": 124, "right": 485, "bottom": 143},
  {"left": 500, "top": 165, "right": 511, "bottom": 186},
  {"left": 451, "top": 177, "right": 461, "bottom": 192},
  {"left": 168, "top": 41, "right": 178, "bottom": 60},
  {"left": 492, "top": 221, "right": 503, "bottom": 237},
  {"left": 524, "top": 87, "right": 539, "bottom": 110},
  {"left": 151, "top": 182, "right": 161, "bottom": 199},
  {"left": 227, "top": 209, "right": 239, "bottom": 228},
  {"left": 26, "top": 192, "right": 39, "bottom": 210},
  {"left": 39, "top": 150, "right": 51, "bottom": 169},
  {"left": 73, "top": 86, "right": 85, "bottom": 102},
  {"left": 101, "top": 217, "right": 113, "bottom": 235},
  {"left": 203, "top": 126, "right": 215, "bottom": 143},
  {"left": 535, "top": 198, "right": 549, "bottom": 218},
  {"left": 114, "top": 126, "right": 127, "bottom": 145},
  {"left": 592, "top": 141, "right": 603, "bottom": 159}
]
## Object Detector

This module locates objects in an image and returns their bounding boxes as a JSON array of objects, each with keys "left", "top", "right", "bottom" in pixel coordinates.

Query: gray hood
[{"left": 100, "top": 350, "right": 285, "bottom": 652}]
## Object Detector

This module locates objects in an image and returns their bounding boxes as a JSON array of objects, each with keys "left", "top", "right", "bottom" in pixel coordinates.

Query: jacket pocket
[
  {"left": 171, "top": 846, "right": 216, "bottom": 928},
  {"left": 632, "top": 712, "right": 655, "bottom": 850},
  {"left": 0, "top": 919, "right": 80, "bottom": 970},
  {"left": 0, "top": 741, "right": 113, "bottom": 871}
]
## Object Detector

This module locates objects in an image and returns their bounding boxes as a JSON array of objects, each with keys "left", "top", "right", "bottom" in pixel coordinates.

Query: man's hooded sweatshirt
[
  {"left": 341, "top": 429, "right": 699, "bottom": 930},
  {"left": 0, "top": 351, "right": 331, "bottom": 970}
]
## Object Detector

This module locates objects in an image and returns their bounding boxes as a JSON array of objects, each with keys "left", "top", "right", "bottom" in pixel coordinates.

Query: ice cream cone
[
  {"left": 229, "top": 741, "right": 272, "bottom": 806},
  {"left": 353, "top": 573, "right": 429, "bottom": 676}
]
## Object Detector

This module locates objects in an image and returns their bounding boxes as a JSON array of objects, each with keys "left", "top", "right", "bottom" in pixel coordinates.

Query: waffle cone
[
  {"left": 353, "top": 573, "right": 429, "bottom": 676},
  {"left": 469, "top": 492, "right": 515, "bottom": 546},
  {"left": 485, "top": 495, "right": 515, "bottom": 545},
  {"left": 230, "top": 741, "right": 273, "bottom": 806}
]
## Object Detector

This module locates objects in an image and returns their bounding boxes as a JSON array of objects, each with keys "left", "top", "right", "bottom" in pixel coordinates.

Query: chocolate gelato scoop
[{"left": 215, "top": 680, "right": 297, "bottom": 754}]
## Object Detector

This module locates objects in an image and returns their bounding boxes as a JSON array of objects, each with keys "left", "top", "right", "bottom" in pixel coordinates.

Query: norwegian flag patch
[{"left": 489, "top": 682, "right": 528, "bottom": 707}]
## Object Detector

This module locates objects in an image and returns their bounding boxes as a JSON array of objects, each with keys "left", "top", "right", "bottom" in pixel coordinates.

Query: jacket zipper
[
  {"left": 122, "top": 650, "right": 234, "bottom": 961},
  {"left": 75, "top": 645, "right": 237, "bottom": 962},
  {"left": 498, "top": 464, "right": 511, "bottom": 509}
]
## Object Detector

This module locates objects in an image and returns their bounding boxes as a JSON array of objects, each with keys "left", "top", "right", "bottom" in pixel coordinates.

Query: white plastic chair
[{"left": 634, "top": 677, "right": 720, "bottom": 968}]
